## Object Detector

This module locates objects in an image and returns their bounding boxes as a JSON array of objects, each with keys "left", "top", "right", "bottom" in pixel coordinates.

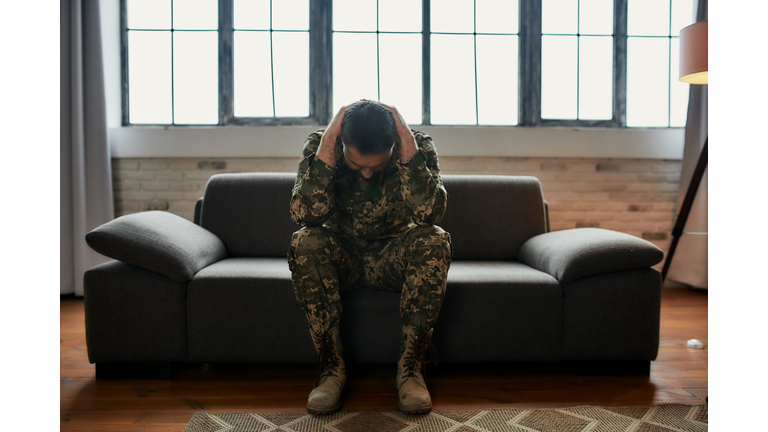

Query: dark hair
[{"left": 340, "top": 102, "right": 398, "bottom": 155}]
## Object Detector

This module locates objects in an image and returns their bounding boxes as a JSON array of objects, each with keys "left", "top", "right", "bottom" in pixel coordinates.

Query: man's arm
[
  {"left": 374, "top": 100, "right": 448, "bottom": 225},
  {"left": 397, "top": 130, "right": 448, "bottom": 225},
  {"left": 289, "top": 102, "right": 362, "bottom": 226},
  {"left": 368, "top": 102, "right": 448, "bottom": 225},
  {"left": 289, "top": 130, "right": 336, "bottom": 227}
]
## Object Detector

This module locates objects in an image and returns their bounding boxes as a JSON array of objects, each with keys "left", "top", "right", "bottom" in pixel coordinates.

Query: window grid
[
  {"left": 538, "top": 0, "right": 617, "bottom": 126},
  {"left": 330, "top": 2, "right": 423, "bottom": 105},
  {"left": 121, "top": 0, "right": 688, "bottom": 129},
  {"left": 232, "top": 1, "right": 311, "bottom": 119},
  {"left": 626, "top": 0, "right": 687, "bottom": 127},
  {"left": 430, "top": 1, "right": 520, "bottom": 126},
  {"left": 540, "top": 0, "right": 614, "bottom": 121},
  {"left": 123, "top": 0, "right": 220, "bottom": 125}
]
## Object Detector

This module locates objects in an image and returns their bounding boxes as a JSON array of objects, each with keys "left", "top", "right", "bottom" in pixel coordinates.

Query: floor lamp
[{"left": 660, "top": 20, "right": 708, "bottom": 283}]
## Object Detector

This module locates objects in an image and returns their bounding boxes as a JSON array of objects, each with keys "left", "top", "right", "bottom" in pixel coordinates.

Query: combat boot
[
  {"left": 307, "top": 326, "right": 346, "bottom": 415},
  {"left": 396, "top": 326, "right": 438, "bottom": 414}
]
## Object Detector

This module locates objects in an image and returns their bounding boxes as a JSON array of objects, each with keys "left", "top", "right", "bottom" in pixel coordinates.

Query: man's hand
[
  {"left": 369, "top": 101, "right": 419, "bottom": 164},
  {"left": 316, "top": 101, "right": 361, "bottom": 168}
]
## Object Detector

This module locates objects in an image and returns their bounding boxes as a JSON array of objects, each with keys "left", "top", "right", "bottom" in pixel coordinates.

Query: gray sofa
[{"left": 84, "top": 173, "right": 664, "bottom": 379}]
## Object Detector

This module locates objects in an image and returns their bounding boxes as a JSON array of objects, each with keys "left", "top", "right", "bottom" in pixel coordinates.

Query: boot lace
[
  {"left": 314, "top": 330, "right": 340, "bottom": 386},
  {"left": 402, "top": 331, "right": 439, "bottom": 383}
]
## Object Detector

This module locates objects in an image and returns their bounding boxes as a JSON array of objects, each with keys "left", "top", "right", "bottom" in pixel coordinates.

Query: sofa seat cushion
[
  {"left": 187, "top": 257, "right": 565, "bottom": 363},
  {"left": 187, "top": 257, "right": 316, "bottom": 363},
  {"left": 435, "top": 261, "right": 564, "bottom": 362}
]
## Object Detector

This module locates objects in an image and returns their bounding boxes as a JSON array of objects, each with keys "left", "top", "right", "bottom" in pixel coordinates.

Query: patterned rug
[{"left": 183, "top": 404, "right": 707, "bottom": 431}]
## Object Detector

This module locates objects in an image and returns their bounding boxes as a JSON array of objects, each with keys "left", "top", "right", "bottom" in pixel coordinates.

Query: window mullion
[
  {"left": 613, "top": 0, "right": 627, "bottom": 127},
  {"left": 422, "top": 0, "right": 431, "bottom": 125},
  {"left": 519, "top": 0, "right": 542, "bottom": 126},
  {"left": 219, "top": 0, "right": 233, "bottom": 125},
  {"left": 120, "top": 0, "right": 130, "bottom": 126},
  {"left": 310, "top": 0, "right": 333, "bottom": 125}
]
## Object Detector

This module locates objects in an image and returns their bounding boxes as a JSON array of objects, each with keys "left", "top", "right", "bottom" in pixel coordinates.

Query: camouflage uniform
[{"left": 287, "top": 129, "right": 452, "bottom": 338}]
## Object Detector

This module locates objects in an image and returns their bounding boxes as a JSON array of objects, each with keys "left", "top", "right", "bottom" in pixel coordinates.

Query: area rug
[{"left": 182, "top": 404, "right": 707, "bottom": 431}]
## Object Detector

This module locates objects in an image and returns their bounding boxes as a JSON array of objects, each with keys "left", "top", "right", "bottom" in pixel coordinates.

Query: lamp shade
[{"left": 679, "top": 20, "right": 708, "bottom": 85}]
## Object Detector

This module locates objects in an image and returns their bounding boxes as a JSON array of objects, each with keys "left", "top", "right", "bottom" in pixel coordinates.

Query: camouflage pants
[{"left": 287, "top": 225, "right": 452, "bottom": 338}]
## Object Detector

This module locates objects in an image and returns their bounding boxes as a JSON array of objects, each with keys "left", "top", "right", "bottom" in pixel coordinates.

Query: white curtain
[
  {"left": 61, "top": 0, "right": 114, "bottom": 296},
  {"left": 667, "top": 0, "right": 708, "bottom": 289}
]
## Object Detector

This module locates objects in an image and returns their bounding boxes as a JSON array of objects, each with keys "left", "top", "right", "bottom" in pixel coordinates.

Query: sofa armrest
[
  {"left": 85, "top": 211, "right": 227, "bottom": 282},
  {"left": 518, "top": 228, "right": 664, "bottom": 284}
]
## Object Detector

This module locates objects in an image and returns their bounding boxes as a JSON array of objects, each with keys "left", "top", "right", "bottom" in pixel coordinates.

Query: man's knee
[
  {"left": 404, "top": 225, "right": 452, "bottom": 262},
  {"left": 290, "top": 226, "right": 338, "bottom": 257}
]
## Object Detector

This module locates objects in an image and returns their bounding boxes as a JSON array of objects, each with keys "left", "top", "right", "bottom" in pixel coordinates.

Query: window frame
[{"left": 119, "top": 0, "right": 677, "bottom": 128}]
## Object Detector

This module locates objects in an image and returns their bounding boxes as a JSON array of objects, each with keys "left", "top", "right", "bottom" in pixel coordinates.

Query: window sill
[{"left": 109, "top": 125, "right": 685, "bottom": 160}]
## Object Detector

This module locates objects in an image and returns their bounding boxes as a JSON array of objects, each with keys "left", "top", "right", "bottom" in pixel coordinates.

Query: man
[{"left": 287, "top": 100, "right": 451, "bottom": 415}]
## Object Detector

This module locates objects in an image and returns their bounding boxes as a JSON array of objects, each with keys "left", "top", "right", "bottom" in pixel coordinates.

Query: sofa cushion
[
  {"left": 199, "top": 173, "right": 547, "bottom": 260},
  {"left": 85, "top": 211, "right": 227, "bottom": 282},
  {"left": 200, "top": 173, "right": 301, "bottom": 257},
  {"left": 518, "top": 228, "right": 664, "bottom": 284},
  {"left": 435, "top": 261, "right": 563, "bottom": 362},
  {"left": 187, "top": 257, "right": 563, "bottom": 363},
  {"left": 187, "top": 257, "right": 316, "bottom": 363},
  {"left": 439, "top": 175, "right": 547, "bottom": 260}
]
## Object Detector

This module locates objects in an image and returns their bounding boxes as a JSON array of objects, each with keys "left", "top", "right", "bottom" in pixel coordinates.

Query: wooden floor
[{"left": 61, "top": 287, "right": 707, "bottom": 431}]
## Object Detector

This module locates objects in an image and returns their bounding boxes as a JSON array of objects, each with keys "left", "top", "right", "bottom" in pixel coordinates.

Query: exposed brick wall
[{"left": 112, "top": 156, "right": 681, "bottom": 267}]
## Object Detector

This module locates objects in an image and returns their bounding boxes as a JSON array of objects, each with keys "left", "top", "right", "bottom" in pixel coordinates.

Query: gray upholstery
[
  {"left": 435, "top": 261, "right": 563, "bottom": 362},
  {"left": 200, "top": 173, "right": 300, "bottom": 257},
  {"left": 562, "top": 268, "right": 662, "bottom": 360},
  {"left": 84, "top": 261, "right": 189, "bottom": 362},
  {"left": 85, "top": 210, "right": 227, "bottom": 282},
  {"left": 440, "top": 176, "right": 547, "bottom": 260},
  {"left": 198, "top": 173, "right": 548, "bottom": 261},
  {"left": 342, "top": 261, "right": 564, "bottom": 363},
  {"left": 84, "top": 173, "right": 665, "bottom": 369},
  {"left": 187, "top": 258, "right": 316, "bottom": 363},
  {"left": 186, "top": 258, "right": 564, "bottom": 364},
  {"left": 518, "top": 228, "right": 664, "bottom": 284}
]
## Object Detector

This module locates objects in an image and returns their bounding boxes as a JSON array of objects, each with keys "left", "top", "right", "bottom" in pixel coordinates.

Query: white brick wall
[{"left": 112, "top": 156, "right": 681, "bottom": 269}]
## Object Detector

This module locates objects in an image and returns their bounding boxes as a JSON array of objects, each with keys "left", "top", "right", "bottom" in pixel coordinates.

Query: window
[
  {"left": 121, "top": 0, "right": 694, "bottom": 128},
  {"left": 430, "top": 0, "right": 520, "bottom": 125},
  {"left": 125, "top": 0, "right": 219, "bottom": 124},
  {"left": 541, "top": 0, "right": 614, "bottom": 121},
  {"left": 233, "top": 0, "right": 310, "bottom": 118},
  {"left": 331, "top": 0, "right": 423, "bottom": 125}
]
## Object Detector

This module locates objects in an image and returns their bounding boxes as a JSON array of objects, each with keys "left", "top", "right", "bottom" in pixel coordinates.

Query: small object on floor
[{"left": 687, "top": 339, "right": 705, "bottom": 349}]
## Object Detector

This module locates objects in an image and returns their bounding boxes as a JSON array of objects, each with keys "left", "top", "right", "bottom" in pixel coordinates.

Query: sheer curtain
[
  {"left": 61, "top": 0, "right": 114, "bottom": 296},
  {"left": 667, "top": 0, "right": 708, "bottom": 289}
]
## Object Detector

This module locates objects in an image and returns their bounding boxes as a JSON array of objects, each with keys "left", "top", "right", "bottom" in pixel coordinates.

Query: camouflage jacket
[{"left": 290, "top": 129, "right": 447, "bottom": 242}]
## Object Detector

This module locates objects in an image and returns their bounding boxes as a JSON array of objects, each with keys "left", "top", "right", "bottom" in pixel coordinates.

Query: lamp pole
[{"left": 661, "top": 137, "right": 707, "bottom": 282}]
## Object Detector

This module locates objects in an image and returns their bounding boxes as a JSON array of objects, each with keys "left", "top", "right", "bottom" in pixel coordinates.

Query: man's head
[{"left": 340, "top": 101, "right": 397, "bottom": 179}]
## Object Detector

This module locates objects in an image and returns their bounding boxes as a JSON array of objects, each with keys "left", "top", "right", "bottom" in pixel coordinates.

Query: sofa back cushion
[
  {"left": 200, "top": 173, "right": 547, "bottom": 259},
  {"left": 201, "top": 173, "right": 299, "bottom": 257},
  {"left": 439, "top": 175, "right": 547, "bottom": 260}
]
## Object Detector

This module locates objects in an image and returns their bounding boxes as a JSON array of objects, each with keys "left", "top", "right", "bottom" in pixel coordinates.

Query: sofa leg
[
  {"left": 95, "top": 362, "right": 188, "bottom": 379},
  {"left": 576, "top": 360, "right": 651, "bottom": 376}
]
